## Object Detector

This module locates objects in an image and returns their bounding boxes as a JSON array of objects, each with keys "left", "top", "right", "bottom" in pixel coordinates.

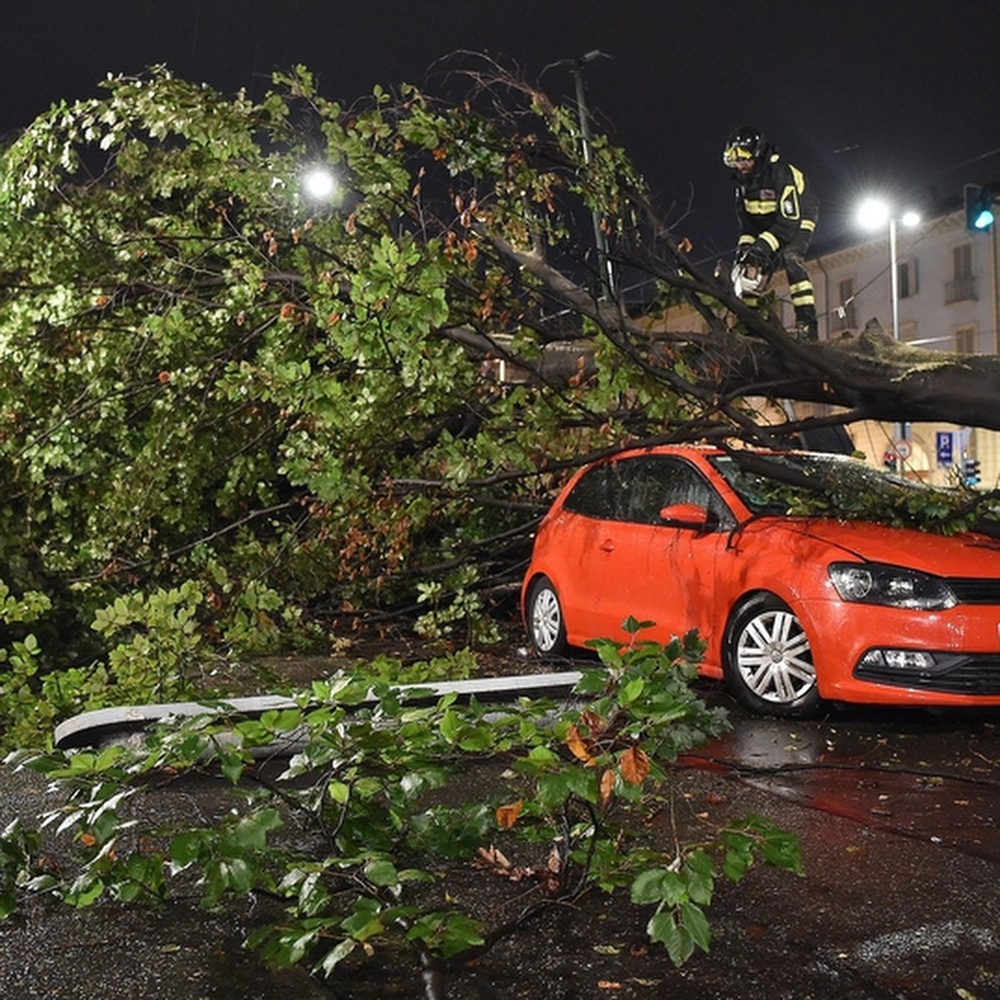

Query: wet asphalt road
[
  {"left": 1, "top": 682, "right": 998, "bottom": 998},
  {"left": 689, "top": 693, "right": 1000, "bottom": 864},
  {"left": 663, "top": 693, "right": 1000, "bottom": 1000}
]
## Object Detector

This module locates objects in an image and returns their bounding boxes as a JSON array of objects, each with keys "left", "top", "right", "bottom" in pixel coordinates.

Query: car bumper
[
  {"left": 853, "top": 649, "right": 1000, "bottom": 696},
  {"left": 803, "top": 599, "right": 1000, "bottom": 706}
]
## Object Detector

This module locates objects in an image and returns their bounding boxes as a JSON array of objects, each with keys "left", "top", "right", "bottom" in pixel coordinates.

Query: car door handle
[{"left": 600, "top": 539, "right": 615, "bottom": 553}]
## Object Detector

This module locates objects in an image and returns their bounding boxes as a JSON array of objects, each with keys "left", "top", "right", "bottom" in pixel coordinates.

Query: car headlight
[{"left": 828, "top": 562, "right": 957, "bottom": 610}]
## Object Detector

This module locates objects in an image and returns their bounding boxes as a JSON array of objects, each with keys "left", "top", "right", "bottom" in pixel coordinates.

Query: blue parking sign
[{"left": 936, "top": 431, "right": 953, "bottom": 467}]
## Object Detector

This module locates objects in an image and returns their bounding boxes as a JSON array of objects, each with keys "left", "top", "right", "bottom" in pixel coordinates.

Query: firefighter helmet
[{"left": 723, "top": 126, "right": 764, "bottom": 169}]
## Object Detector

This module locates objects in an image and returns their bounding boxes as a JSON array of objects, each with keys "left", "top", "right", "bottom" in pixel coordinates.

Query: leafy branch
[{"left": 3, "top": 632, "right": 802, "bottom": 996}]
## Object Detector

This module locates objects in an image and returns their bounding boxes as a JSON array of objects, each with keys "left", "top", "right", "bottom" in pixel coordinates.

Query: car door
[
  {"left": 607, "top": 455, "right": 736, "bottom": 649},
  {"left": 548, "top": 459, "right": 636, "bottom": 641}
]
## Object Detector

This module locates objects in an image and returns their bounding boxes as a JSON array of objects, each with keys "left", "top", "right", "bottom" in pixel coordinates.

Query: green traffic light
[
  {"left": 973, "top": 207, "right": 995, "bottom": 230},
  {"left": 965, "top": 184, "right": 995, "bottom": 232}
]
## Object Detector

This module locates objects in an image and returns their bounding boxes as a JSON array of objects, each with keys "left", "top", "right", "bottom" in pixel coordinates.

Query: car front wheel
[
  {"left": 526, "top": 576, "right": 569, "bottom": 656},
  {"left": 724, "top": 594, "right": 820, "bottom": 717}
]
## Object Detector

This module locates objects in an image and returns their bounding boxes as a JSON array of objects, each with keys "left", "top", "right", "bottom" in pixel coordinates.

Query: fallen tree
[{"left": 0, "top": 58, "right": 997, "bottom": 743}]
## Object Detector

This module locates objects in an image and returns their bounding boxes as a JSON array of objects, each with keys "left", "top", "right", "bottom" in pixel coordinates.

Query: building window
[
  {"left": 945, "top": 243, "right": 976, "bottom": 303},
  {"left": 833, "top": 278, "right": 856, "bottom": 332},
  {"left": 954, "top": 243, "right": 973, "bottom": 278},
  {"left": 897, "top": 258, "right": 918, "bottom": 298},
  {"left": 955, "top": 327, "right": 976, "bottom": 354}
]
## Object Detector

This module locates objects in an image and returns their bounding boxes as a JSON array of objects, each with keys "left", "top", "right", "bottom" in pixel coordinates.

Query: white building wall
[{"left": 810, "top": 213, "right": 996, "bottom": 349}]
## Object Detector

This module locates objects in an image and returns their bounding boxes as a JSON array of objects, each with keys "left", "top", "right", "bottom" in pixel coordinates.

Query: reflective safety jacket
[{"left": 734, "top": 147, "right": 818, "bottom": 257}]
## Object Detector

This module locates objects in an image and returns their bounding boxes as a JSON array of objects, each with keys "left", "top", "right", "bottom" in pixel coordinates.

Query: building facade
[
  {"left": 806, "top": 205, "right": 999, "bottom": 486},
  {"left": 659, "top": 201, "right": 999, "bottom": 486}
]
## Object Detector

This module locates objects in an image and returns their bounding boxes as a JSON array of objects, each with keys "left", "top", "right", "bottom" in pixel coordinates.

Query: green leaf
[
  {"left": 260, "top": 707, "right": 303, "bottom": 733},
  {"left": 327, "top": 780, "right": 350, "bottom": 804},
  {"left": 631, "top": 867, "right": 671, "bottom": 905},
  {"left": 679, "top": 900, "right": 711, "bottom": 954},
  {"left": 647, "top": 910, "right": 694, "bottom": 966},
  {"left": 439, "top": 708, "right": 461, "bottom": 743},
  {"left": 168, "top": 830, "right": 205, "bottom": 868},
  {"left": 406, "top": 911, "right": 486, "bottom": 960},
  {"left": 363, "top": 859, "right": 398, "bottom": 887},
  {"left": 682, "top": 853, "right": 715, "bottom": 906},
  {"left": 341, "top": 898, "right": 384, "bottom": 941},
  {"left": 620, "top": 677, "right": 645, "bottom": 705},
  {"left": 231, "top": 808, "right": 284, "bottom": 852},
  {"left": 317, "top": 937, "right": 357, "bottom": 976},
  {"left": 574, "top": 666, "right": 613, "bottom": 694},
  {"left": 723, "top": 848, "right": 751, "bottom": 882},
  {"left": 64, "top": 875, "right": 105, "bottom": 908},
  {"left": 221, "top": 858, "right": 253, "bottom": 893},
  {"left": 219, "top": 749, "right": 246, "bottom": 786},
  {"left": 116, "top": 881, "right": 144, "bottom": 903},
  {"left": 762, "top": 830, "right": 804, "bottom": 874},
  {"left": 621, "top": 616, "right": 656, "bottom": 635},
  {"left": 536, "top": 771, "right": 575, "bottom": 811}
]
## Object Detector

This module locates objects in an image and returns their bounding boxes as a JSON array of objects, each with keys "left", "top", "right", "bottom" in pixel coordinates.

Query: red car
[{"left": 521, "top": 445, "right": 1000, "bottom": 716}]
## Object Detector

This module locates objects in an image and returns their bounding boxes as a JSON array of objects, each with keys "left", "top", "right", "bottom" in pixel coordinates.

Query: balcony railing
[{"left": 945, "top": 275, "right": 977, "bottom": 304}]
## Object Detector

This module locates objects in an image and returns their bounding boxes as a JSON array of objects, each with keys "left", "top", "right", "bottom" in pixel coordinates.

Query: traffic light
[
  {"left": 963, "top": 457, "right": 981, "bottom": 486},
  {"left": 964, "top": 184, "right": 995, "bottom": 233}
]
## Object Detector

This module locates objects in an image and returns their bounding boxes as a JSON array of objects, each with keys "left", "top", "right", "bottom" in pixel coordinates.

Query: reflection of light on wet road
[
  {"left": 852, "top": 919, "right": 997, "bottom": 965},
  {"left": 679, "top": 708, "right": 1000, "bottom": 862},
  {"left": 705, "top": 717, "right": 832, "bottom": 766}
]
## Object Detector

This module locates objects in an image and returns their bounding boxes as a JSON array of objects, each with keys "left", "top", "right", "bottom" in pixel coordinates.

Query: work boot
[{"left": 793, "top": 310, "right": 818, "bottom": 341}]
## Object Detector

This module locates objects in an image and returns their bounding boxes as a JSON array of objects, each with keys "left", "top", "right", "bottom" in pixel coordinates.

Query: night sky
[{"left": 3, "top": 2, "right": 999, "bottom": 263}]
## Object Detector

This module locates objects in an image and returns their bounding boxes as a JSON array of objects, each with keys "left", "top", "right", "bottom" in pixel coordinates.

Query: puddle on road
[{"left": 679, "top": 714, "right": 1000, "bottom": 862}]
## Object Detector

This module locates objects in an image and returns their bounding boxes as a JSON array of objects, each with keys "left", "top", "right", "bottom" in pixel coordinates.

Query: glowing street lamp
[{"left": 302, "top": 165, "right": 337, "bottom": 201}]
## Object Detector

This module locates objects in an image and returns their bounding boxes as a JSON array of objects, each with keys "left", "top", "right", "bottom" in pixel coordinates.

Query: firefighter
[{"left": 723, "top": 125, "right": 819, "bottom": 339}]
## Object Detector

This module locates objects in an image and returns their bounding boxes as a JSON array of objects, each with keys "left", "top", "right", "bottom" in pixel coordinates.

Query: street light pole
[
  {"left": 857, "top": 199, "right": 920, "bottom": 461},
  {"left": 888, "top": 216, "right": 900, "bottom": 341},
  {"left": 563, "top": 51, "right": 615, "bottom": 300},
  {"left": 887, "top": 217, "right": 908, "bottom": 445}
]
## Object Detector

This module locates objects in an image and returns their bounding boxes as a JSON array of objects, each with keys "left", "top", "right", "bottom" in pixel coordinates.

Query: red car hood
[{"left": 768, "top": 518, "right": 1000, "bottom": 576}]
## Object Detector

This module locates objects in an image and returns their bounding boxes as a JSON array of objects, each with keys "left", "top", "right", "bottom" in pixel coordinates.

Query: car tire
[
  {"left": 724, "top": 593, "right": 821, "bottom": 717},
  {"left": 526, "top": 576, "right": 570, "bottom": 656}
]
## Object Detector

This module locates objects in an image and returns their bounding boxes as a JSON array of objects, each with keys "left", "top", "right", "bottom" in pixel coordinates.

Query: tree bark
[{"left": 709, "top": 321, "right": 1000, "bottom": 431}]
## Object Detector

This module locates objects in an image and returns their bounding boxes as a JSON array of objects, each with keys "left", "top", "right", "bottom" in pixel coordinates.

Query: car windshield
[{"left": 708, "top": 452, "right": 932, "bottom": 517}]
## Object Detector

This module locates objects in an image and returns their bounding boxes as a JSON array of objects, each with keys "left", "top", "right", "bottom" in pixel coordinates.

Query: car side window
[
  {"left": 621, "top": 456, "right": 733, "bottom": 526},
  {"left": 561, "top": 462, "right": 624, "bottom": 519},
  {"left": 562, "top": 455, "right": 731, "bottom": 526}
]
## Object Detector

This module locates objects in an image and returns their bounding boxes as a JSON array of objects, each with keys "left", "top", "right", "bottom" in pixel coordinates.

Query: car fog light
[{"left": 861, "top": 649, "right": 937, "bottom": 670}]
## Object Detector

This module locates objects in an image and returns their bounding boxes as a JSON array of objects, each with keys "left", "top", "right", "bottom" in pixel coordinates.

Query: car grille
[
  {"left": 949, "top": 578, "right": 1000, "bottom": 604},
  {"left": 855, "top": 654, "right": 1000, "bottom": 695}
]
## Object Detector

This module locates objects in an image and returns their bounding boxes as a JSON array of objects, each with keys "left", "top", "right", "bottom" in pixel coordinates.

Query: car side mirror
[{"left": 658, "top": 502, "right": 717, "bottom": 531}]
